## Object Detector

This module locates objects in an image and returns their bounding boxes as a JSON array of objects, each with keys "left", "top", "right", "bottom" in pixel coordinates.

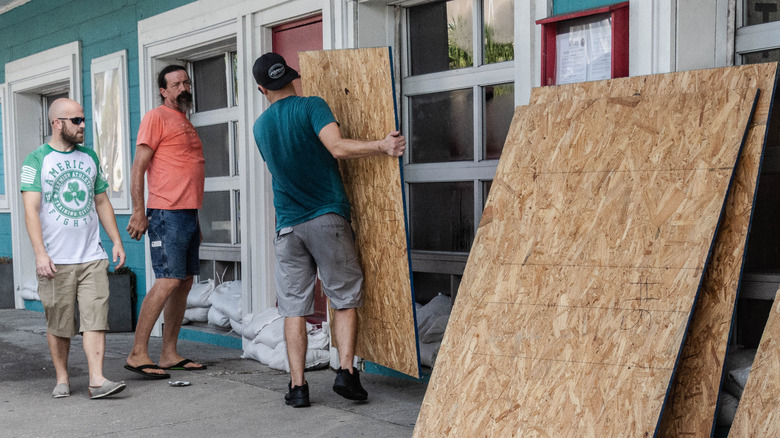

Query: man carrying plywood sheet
[{"left": 250, "top": 52, "right": 406, "bottom": 408}]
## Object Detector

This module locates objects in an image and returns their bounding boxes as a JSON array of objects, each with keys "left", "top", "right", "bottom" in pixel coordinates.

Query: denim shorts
[
  {"left": 273, "top": 213, "right": 364, "bottom": 317},
  {"left": 147, "top": 209, "right": 200, "bottom": 279}
]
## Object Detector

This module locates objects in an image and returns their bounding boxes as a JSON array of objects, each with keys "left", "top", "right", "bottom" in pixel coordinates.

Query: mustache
[{"left": 177, "top": 91, "right": 193, "bottom": 105}]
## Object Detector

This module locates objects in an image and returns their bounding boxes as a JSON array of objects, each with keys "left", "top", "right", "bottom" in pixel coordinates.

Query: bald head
[
  {"left": 48, "top": 98, "right": 85, "bottom": 149},
  {"left": 48, "top": 98, "right": 83, "bottom": 124}
]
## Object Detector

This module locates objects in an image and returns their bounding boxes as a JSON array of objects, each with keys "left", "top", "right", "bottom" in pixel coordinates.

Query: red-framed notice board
[{"left": 536, "top": 1, "right": 629, "bottom": 86}]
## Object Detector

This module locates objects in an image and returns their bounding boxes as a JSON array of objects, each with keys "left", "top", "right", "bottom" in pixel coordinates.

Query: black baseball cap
[{"left": 252, "top": 52, "right": 300, "bottom": 91}]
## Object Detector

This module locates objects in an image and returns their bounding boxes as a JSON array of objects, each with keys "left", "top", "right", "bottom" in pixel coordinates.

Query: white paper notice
[{"left": 555, "top": 16, "right": 612, "bottom": 85}]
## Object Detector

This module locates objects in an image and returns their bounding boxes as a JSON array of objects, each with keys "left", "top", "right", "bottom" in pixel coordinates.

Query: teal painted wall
[
  {"left": 0, "top": 214, "right": 11, "bottom": 257},
  {"left": 553, "top": 0, "right": 623, "bottom": 15},
  {"left": 0, "top": 0, "right": 199, "bottom": 312}
]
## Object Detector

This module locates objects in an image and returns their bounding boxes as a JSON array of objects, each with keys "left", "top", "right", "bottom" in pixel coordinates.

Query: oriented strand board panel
[
  {"left": 413, "top": 89, "right": 758, "bottom": 437},
  {"left": 729, "top": 286, "right": 780, "bottom": 437},
  {"left": 299, "top": 48, "right": 419, "bottom": 378},
  {"left": 532, "top": 64, "right": 778, "bottom": 437}
]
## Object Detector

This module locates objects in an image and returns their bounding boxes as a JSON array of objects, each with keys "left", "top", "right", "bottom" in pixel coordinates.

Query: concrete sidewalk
[{"left": 0, "top": 309, "right": 427, "bottom": 437}]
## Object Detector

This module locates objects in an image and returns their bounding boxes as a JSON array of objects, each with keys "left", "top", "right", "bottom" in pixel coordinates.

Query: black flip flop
[
  {"left": 162, "top": 359, "right": 207, "bottom": 371},
  {"left": 124, "top": 363, "right": 171, "bottom": 379}
]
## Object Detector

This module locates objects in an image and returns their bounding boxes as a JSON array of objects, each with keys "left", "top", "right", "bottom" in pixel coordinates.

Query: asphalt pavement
[{"left": 0, "top": 309, "right": 427, "bottom": 437}]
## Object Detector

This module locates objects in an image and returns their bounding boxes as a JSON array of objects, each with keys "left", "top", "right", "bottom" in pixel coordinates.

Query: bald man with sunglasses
[{"left": 20, "top": 98, "right": 127, "bottom": 399}]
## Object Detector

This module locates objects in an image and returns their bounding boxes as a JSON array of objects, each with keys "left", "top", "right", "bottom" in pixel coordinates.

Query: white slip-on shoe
[
  {"left": 52, "top": 383, "right": 70, "bottom": 398},
  {"left": 88, "top": 380, "right": 126, "bottom": 399}
]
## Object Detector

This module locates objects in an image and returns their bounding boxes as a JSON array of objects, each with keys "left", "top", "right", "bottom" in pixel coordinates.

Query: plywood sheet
[
  {"left": 531, "top": 63, "right": 778, "bottom": 436},
  {"left": 299, "top": 48, "right": 419, "bottom": 378},
  {"left": 413, "top": 89, "right": 758, "bottom": 436},
  {"left": 729, "top": 286, "right": 780, "bottom": 437}
]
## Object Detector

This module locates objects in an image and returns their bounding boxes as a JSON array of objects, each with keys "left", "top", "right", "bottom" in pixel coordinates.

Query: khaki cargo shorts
[{"left": 37, "top": 259, "right": 110, "bottom": 338}]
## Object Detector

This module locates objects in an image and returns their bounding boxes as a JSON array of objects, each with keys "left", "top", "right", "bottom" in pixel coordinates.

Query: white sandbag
[
  {"left": 268, "top": 341, "right": 290, "bottom": 372},
  {"left": 20, "top": 278, "right": 40, "bottom": 301},
  {"left": 210, "top": 280, "right": 243, "bottom": 322},
  {"left": 229, "top": 317, "right": 243, "bottom": 334},
  {"left": 308, "top": 326, "right": 329, "bottom": 351},
  {"left": 723, "top": 347, "right": 757, "bottom": 398},
  {"left": 421, "top": 314, "right": 450, "bottom": 344},
  {"left": 208, "top": 305, "right": 231, "bottom": 328},
  {"left": 265, "top": 341, "right": 330, "bottom": 372},
  {"left": 255, "top": 317, "right": 286, "bottom": 348},
  {"left": 728, "top": 366, "right": 752, "bottom": 399},
  {"left": 187, "top": 279, "right": 215, "bottom": 308},
  {"left": 416, "top": 294, "right": 452, "bottom": 339},
  {"left": 241, "top": 307, "right": 283, "bottom": 340},
  {"left": 184, "top": 306, "right": 209, "bottom": 323},
  {"left": 241, "top": 341, "right": 275, "bottom": 365},
  {"left": 716, "top": 391, "right": 739, "bottom": 427},
  {"left": 420, "top": 341, "right": 441, "bottom": 368}
]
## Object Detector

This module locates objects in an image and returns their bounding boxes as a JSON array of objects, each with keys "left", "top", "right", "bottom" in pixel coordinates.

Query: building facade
[{"left": 0, "top": 0, "right": 777, "bottom": 349}]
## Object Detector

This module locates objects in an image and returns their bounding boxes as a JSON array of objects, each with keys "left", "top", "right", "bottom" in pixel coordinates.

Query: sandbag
[
  {"left": 716, "top": 391, "right": 739, "bottom": 427},
  {"left": 416, "top": 294, "right": 452, "bottom": 340},
  {"left": 187, "top": 279, "right": 215, "bottom": 308},
  {"left": 210, "top": 280, "right": 242, "bottom": 322},
  {"left": 728, "top": 366, "right": 752, "bottom": 399},
  {"left": 19, "top": 278, "right": 40, "bottom": 301},
  {"left": 265, "top": 341, "right": 330, "bottom": 372},
  {"left": 255, "top": 317, "right": 286, "bottom": 348},
  {"left": 184, "top": 306, "right": 209, "bottom": 323},
  {"left": 420, "top": 341, "right": 441, "bottom": 368},
  {"left": 420, "top": 314, "right": 449, "bottom": 344},
  {"left": 208, "top": 305, "right": 231, "bottom": 328},
  {"left": 241, "top": 341, "right": 274, "bottom": 365},
  {"left": 241, "top": 307, "right": 283, "bottom": 340}
]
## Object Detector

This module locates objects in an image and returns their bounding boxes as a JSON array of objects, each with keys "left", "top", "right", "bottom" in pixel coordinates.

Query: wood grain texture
[
  {"left": 413, "top": 89, "right": 758, "bottom": 437},
  {"left": 729, "top": 285, "right": 780, "bottom": 437},
  {"left": 532, "top": 63, "right": 778, "bottom": 436},
  {"left": 299, "top": 48, "right": 419, "bottom": 378}
]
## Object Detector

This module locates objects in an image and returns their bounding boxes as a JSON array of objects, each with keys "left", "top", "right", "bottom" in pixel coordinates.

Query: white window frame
[
  {"left": 90, "top": 50, "right": 132, "bottom": 213},
  {"left": 5, "top": 40, "right": 81, "bottom": 309},
  {"left": 0, "top": 82, "right": 8, "bottom": 211},
  {"left": 399, "top": 1, "right": 516, "bottom": 281},
  {"left": 735, "top": 1, "right": 780, "bottom": 62}
]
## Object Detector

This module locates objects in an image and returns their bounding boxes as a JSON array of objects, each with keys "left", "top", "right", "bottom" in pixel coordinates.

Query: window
[
  {"left": 91, "top": 50, "right": 131, "bottom": 212},
  {"left": 403, "top": 0, "right": 515, "bottom": 301},
  {"left": 188, "top": 50, "right": 241, "bottom": 283},
  {"left": 736, "top": 1, "right": 780, "bottom": 64}
]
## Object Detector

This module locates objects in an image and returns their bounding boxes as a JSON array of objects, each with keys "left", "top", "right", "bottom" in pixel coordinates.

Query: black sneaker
[
  {"left": 333, "top": 368, "right": 368, "bottom": 401},
  {"left": 285, "top": 381, "right": 310, "bottom": 408}
]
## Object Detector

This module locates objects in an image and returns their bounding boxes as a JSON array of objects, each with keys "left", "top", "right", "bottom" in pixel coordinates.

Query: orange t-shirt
[{"left": 136, "top": 105, "right": 205, "bottom": 209}]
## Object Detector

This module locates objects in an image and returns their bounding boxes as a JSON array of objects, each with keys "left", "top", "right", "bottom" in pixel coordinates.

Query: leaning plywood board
[
  {"left": 532, "top": 63, "right": 778, "bottom": 437},
  {"left": 299, "top": 48, "right": 419, "bottom": 378},
  {"left": 413, "top": 89, "right": 758, "bottom": 437},
  {"left": 729, "top": 286, "right": 780, "bottom": 437}
]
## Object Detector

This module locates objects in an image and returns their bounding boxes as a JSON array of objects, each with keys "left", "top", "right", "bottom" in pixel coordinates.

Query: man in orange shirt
[{"left": 125, "top": 65, "right": 206, "bottom": 379}]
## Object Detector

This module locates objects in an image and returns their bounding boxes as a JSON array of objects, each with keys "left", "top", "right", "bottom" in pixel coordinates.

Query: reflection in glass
[
  {"left": 409, "top": 0, "right": 474, "bottom": 75},
  {"left": 411, "top": 89, "right": 474, "bottom": 163},
  {"left": 93, "top": 69, "right": 124, "bottom": 200},
  {"left": 744, "top": 0, "right": 780, "bottom": 26},
  {"left": 235, "top": 189, "right": 241, "bottom": 244},
  {"left": 482, "top": 180, "right": 493, "bottom": 208},
  {"left": 742, "top": 48, "right": 780, "bottom": 65},
  {"left": 484, "top": 0, "right": 514, "bottom": 64},
  {"left": 231, "top": 52, "right": 239, "bottom": 107},
  {"left": 193, "top": 55, "right": 228, "bottom": 112},
  {"left": 410, "top": 182, "right": 474, "bottom": 252},
  {"left": 197, "top": 123, "right": 230, "bottom": 178},
  {"left": 201, "top": 191, "right": 232, "bottom": 244},
  {"left": 484, "top": 83, "right": 514, "bottom": 160},
  {"left": 555, "top": 13, "right": 612, "bottom": 85}
]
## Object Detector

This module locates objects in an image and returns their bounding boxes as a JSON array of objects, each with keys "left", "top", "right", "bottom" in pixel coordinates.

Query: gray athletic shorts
[{"left": 273, "top": 213, "right": 364, "bottom": 317}]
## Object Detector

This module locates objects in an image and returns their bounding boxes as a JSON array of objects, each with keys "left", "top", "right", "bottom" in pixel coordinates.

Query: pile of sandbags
[
  {"left": 415, "top": 293, "right": 452, "bottom": 368},
  {"left": 208, "top": 280, "right": 242, "bottom": 331},
  {"left": 240, "top": 307, "right": 330, "bottom": 372},
  {"left": 183, "top": 279, "right": 214, "bottom": 325}
]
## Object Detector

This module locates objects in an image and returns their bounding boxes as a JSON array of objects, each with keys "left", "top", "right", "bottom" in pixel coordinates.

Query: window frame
[
  {"left": 90, "top": 50, "right": 132, "bottom": 213},
  {"left": 400, "top": 0, "right": 516, "bottom": 289},
  {"left": 0, "top": 82, "right": 8, "bottom": 211}
]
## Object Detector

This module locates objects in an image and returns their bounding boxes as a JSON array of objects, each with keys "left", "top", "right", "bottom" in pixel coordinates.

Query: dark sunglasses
[{"left": 55, "top": 117, "right": 85, "bottom": 125}]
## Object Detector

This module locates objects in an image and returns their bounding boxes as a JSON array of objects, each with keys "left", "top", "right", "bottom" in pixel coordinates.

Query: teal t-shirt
[{"left": 253, "top": 96, "right": 350, "bottom": 231}]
